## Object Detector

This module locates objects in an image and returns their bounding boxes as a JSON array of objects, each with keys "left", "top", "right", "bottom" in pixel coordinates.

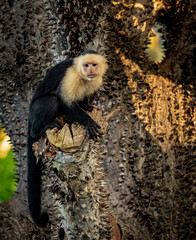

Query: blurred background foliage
[{"left": 0, "top": 124, "right": 18, "bottom": 203}]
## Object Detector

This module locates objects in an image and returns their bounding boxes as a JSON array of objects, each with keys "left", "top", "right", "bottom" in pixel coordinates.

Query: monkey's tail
[{"left": 27, "top": 128, "right": 49, "bottom": 227}]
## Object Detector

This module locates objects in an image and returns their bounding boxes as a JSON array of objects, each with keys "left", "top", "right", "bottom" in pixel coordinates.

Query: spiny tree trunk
[{"left": 0, "top": 0, "right": 195, "bottom": 239}]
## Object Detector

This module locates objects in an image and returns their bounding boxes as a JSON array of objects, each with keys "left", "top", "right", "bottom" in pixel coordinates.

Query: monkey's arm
[
  {"left": 61, "top": 101, "right": 100, "bottom": 139},
  {"left": 78, "top": 97, "right": 93, "bottom": 112}
]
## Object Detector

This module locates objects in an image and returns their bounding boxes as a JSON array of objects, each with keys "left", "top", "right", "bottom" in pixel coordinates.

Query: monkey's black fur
[{"left": 27, "top": 50, "right": 102, "bottom": 227}]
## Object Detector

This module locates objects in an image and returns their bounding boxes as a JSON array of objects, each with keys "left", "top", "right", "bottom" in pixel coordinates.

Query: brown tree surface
[{"left": 0, "top": 0, "right": 195, "bottom": 239}]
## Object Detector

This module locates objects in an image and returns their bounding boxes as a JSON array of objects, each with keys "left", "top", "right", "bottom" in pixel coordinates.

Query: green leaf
[{"left": 0, "top": 127, "right": 18, "bottom": 203}]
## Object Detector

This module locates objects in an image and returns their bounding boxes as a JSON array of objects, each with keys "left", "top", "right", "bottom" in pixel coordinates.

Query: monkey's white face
[{"left": 81, "top": 62, "right": 100, "bottom": 81}]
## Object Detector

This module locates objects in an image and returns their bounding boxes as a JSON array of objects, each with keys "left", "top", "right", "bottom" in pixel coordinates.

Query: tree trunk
[{"left": 0, "top": 0, "right": 195, "bottom": 239}]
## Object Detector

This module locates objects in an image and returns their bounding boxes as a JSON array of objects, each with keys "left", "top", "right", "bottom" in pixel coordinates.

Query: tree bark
[{"left": 0, "top": 0, "right": 195, "bottom": 239}]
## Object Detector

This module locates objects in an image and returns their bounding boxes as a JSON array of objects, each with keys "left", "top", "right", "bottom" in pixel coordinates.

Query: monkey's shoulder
[
  {"left": 32, "top": 59, "right": 74, "bottom": 100},
  {"left": 44, "top": 59, "right": 74, "bottom": 82}
]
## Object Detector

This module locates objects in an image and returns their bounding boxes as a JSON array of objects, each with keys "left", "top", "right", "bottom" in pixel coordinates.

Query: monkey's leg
[{"left": 29, "top": 95, "right": 60, "bottom": 139}]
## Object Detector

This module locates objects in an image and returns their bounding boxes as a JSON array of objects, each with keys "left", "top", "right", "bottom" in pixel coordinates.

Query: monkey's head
[{"left": 75, "top": 50, "right": 108, "bottom": 81}]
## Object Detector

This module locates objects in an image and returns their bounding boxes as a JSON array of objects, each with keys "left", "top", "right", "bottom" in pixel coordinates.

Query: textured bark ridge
[
  {"left": 46, "top": 123, "right": 86, "bottom": 153},
  {"left": 33, "top": 109, "right": 113, "bottom": 239},
  {"left": 99, "top": 1, "right": 196, "bottom": 239}
]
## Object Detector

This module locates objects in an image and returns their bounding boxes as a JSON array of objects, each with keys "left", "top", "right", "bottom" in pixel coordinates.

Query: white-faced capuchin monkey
[{"left": 27, "top": 50, "right": 108, "bottom": 227}]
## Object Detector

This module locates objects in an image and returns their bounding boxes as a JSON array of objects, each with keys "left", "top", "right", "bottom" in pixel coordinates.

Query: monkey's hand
[
  {"left": 63, "top": 103, "right": 101, "bottom": 139},
  {"left": 85, "top": 119, "right": 101, "bottom": 140}
]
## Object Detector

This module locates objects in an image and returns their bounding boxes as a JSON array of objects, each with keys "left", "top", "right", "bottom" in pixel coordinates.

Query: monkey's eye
[
  {"left": 92, "top": 63, "right": 97, "bottom": 67},
  {"left": 84, "top": 64, "right": 89, "bottom": 68}
]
